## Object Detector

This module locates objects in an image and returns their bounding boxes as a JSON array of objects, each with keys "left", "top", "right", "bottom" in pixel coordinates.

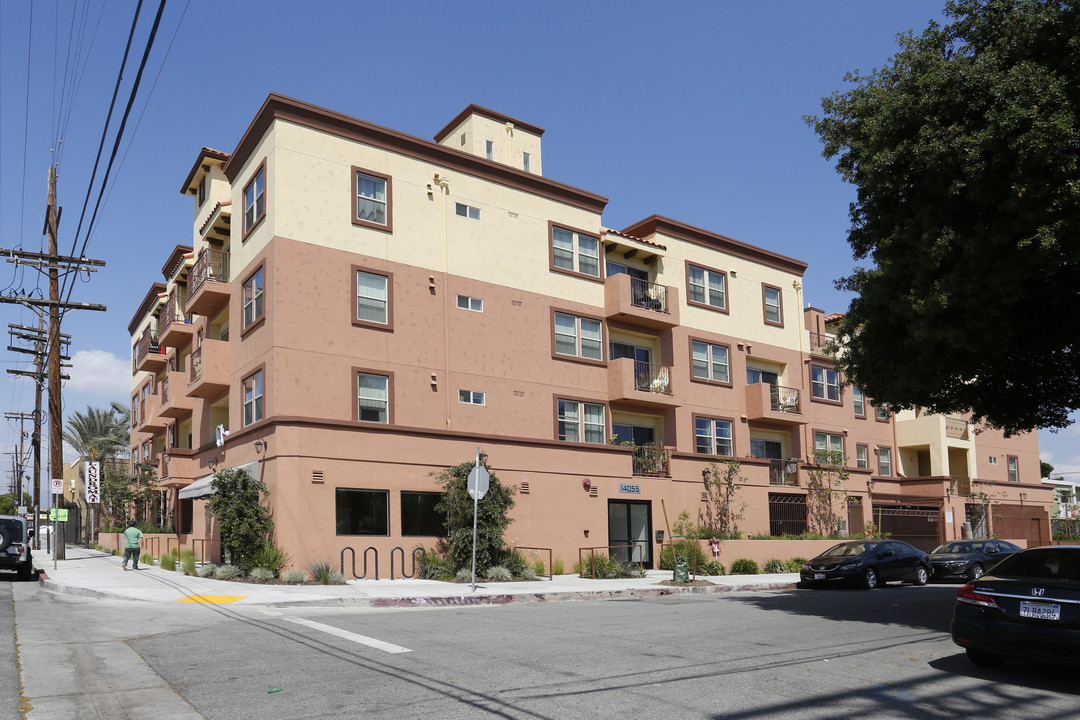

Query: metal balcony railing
[
  {"left": 632, "top": 445, "right": 671, "bottom": 477},
  {"left": 159, "top": 290, "right": 188, "bottom": 332},
  {"left": 809, "top": 332, "right": 832, "bottom": 354},
  {"left": 160, "top": 375, "right": 170, "bottom": 405},
  {"left": 633, "top": 363, "right": 672, "bottom": 395},
  {"left": 629, "top": 278, "right": 668, "bottom": 314},
  {"left": 190, "top": 346, "right": 203, "bottom": 382},
  {"left": 769, "top": 385, "right": 801, "bottom": 414},
  {"left": 769, "top": 458, "right": 799, "bottom": 486},
  {"left": 190, "top": 248, "right": 230, "bottom": 296}
]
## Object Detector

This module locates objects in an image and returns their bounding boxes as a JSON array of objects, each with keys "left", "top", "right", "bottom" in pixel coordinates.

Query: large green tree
[
  {"left": 63, "top": 403, "right": 129, "bottom": 461},
  {"left": 809, "top": 0, "right": 1080, "bottom": 435}
]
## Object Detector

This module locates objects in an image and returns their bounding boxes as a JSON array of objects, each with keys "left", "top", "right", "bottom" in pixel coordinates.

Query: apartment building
[{"left": 127, "top": 94, "right": 1050, "bottom": 572}]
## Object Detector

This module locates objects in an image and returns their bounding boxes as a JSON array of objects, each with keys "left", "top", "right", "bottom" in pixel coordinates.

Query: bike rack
[
  {"left": 390, "top": 546, "right": 426, "bottom": 579},
  {"left": 340, "top": 546, "right": 379, "bottom": 580}
]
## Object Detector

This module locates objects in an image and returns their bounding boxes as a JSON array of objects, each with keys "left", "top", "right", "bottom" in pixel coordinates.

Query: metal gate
[
  {"left": 872, "top": 505, "right": 941, "bottom": 552},
  {"left": 993, "top": 504, "right": 1048, "bottom": 546},
  {"left": 769, "top": 493, "right": 807, "bottom": 537}
]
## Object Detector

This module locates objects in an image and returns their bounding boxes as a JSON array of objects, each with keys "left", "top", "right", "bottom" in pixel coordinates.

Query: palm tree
[{"left": 63, "top": 405, "right": 128, "bottom": 461}]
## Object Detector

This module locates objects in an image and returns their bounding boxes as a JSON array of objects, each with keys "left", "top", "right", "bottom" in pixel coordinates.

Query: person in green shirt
[{"left": 121, "top": 520, "right": 143, "bottom": 570}]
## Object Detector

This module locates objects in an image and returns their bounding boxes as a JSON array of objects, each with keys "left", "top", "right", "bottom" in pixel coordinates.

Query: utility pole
[{"left": 0, "top": 167, "right": 106, "bottom": 559}]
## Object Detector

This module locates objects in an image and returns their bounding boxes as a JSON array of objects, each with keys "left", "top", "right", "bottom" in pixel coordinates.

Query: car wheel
[
  {"left": 0, "top": 526, "right": 9, "bottom": 553},
  {"left": 969, "top": 563, "right": 985, "bottom": 580},
  {"left": 863, "top": 568, "right": 879, "bottom": 590},
  {"left": 914, "top": 565, "right": 929, "bottom": 585},
  {"left": 966, "top": 648, "right": 1004, "bottom": 668}
]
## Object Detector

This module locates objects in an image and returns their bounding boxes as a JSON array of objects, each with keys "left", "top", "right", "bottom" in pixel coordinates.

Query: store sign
[
  {"left": 618, "top": 484, "right": 641, "bottom": 495},
  {"left": 85, "top": 461, "right": 101, "bottom": 503}
]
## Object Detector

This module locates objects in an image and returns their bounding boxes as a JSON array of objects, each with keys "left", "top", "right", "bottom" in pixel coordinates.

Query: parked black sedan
[
  {"left": 952, "top": 546, "right": 1080, "bottom": 667},
  {"left": 929, "top": 539, "right": 1021, "bottom": 581},
  {"left": 800, "top": 540, "right": 931, "bottom": 589}
]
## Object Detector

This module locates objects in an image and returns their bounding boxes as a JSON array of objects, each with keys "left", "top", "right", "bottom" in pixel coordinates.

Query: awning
[{"left": 178, "top": 461, "right": 259, "bottom": 500}]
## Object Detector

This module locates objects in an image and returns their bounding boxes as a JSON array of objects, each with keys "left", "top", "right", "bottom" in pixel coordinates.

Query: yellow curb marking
[{"left": 174, "top": 595, "right": 246, "bottom": 604}]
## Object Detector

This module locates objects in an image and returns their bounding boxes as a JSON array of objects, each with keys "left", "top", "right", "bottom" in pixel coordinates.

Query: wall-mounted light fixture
[
  {"left": 255, "top": 440, "right": 267, "bottom": 455},
  {"left": 207, "top": 458, "right": 220, "bottom": 470},
  {"left": 1019, "top": 492, "right": 1027, "bottom": 504}
]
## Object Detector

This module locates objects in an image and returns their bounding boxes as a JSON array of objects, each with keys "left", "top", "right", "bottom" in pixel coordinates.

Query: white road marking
[{"left": 282, "top": 617, "right": 412, "bottom": 654}]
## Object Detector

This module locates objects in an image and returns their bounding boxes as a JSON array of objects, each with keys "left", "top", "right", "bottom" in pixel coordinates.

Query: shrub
[
  {"left": 518, "top": 568, "right": 538, "bottom": 581},
  {"left": 197, "top": 563, "right": 217, "bottom": 578},
  {"left": 763, "top": 559, "right": 787, "bottom": 574},
  {"left": 499, "top": 547, "right": 528, "bottom": 577},
  {"left": 140, "top": 552, "right": 154, "bottom": 566},
  {"left": 579, "top": 551, "right": 638, "bottom": 579},
  {"left": 160, "top": 552, "right": 177, "bottom": 571},
  {"left": 249, "top": 567, "right": 275, "bottom": 583},
  {"left": 208, "top": 467, "right": 273, "bottom": 570},
  {"left": 283, "top": 568, "right": 307, "bottom": 585},
  {"left": 327, "top": 571, "right": 347, "bottom": 585},
  {"left": 422, "top": 552, "right": 455, "bottom": 580},
  {"left": 214, "top": 564, "right": 242, "bottom": 581},
  {"left": 701, "top": 560, "right": 726, "bottom": 576},
  {"left": 485, "top": 565, "right": 513, "bottom": 582},
  {"left": 434, "top": 461, "right": 515, "bottom": 575},
  {"left": 659, "top": 539, "right": 709, "bottom": 571},
  {"left": 454, "top": 568, "right": 474, "bottom": 583},
  {"left": 179, "top": 550, "right": 196, "bottom": 576},
  {"left": 252, "top": 542, "right": 291, "bottom": 578},
  {"left": 308, "top": 560, "right": 341, "bottom": 585},
  {"left": 552, "top": 559, "right": 565, "bottom": 576},
  {"left": 785, "top": 558, "right": 807, "bottom": 572},
  {"left": 730, "top": 558, "right": 760, "bottom": 575}
]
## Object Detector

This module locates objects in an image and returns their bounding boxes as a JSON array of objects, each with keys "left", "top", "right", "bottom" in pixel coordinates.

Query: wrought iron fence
[
  {"left": 630, "top": 277, "right": 668, "bottom": 314},
  {"left": 632, "top": 445, "right": 670, "bottom": 477},
  {"left": 633, "top": 362, "right": 671, "bottom": 395},
  {"left": 190, "top": 248, "right": 230, "bottom": 295},
  {"left": 769, "top": 384, "right": 801, "bottom": 414},
  {"left": 768, "top": 493, "right": 807, "bottom": 536}
]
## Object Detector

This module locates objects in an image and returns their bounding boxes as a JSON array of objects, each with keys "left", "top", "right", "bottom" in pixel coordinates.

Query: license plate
[
  {"left": 814, "top": 573, "right": 825, "bottom": 580},
  {"left": 1020, "top": 601, "right": 1061, "bottom": 620}
]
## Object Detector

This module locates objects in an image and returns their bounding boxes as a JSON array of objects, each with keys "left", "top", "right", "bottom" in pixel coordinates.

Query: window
[
  {"left": 747, "top": 367, "right": 779, "bottom": 385},
  {"left": 355, "top": 270, "right": 389, "bottom": 325},
  {"left": 750, "top": 439, "right": 783, "bottom": 459},
  {"left": 1008, "top": 456, "right": 1019, "bottom": 482},
  {"left": 243, "top": 267, "right": 264, "bottom": 329},
  {"left": 762, "top": 284, "right": 783, "bottom": 325},
  {"left": 551, "top": 226, "right": 600, "bottom": 278},
  {"left": 553, "top": 312, "right": 602, "bottom": 361},
  {"left": 875, "top": 404, "right": 890, "bottom": 421},
  {"left": 558, "top": 399, "right": 605, "bottom": 444},
  {"left": 687, "top": 264, "right": 727, "bottom": 311},
  {"left": 522, "top": 152, "right": 531, "bottom": 172},
  {"left": 401, "top": 491, "right": 445, "bottom": 537},
  {"left": 243, "top": 165, "right": 265, "bottom": 234},
  {"left": 814, "top": 432, "right": 844, "bottom": 464},
  {"left": 691, "top": 340, "right": 730, "bottom": 384},
  {"left": 198, "top": 176, "right": 206, "bottom": 207},
  {"left": 485, "top": 140, "right": 494, "bottom": 161},
  {"left": 695, "top": 417, "right": 733, "bottom": 457},
  {"left": 357, "top": 372, "right": 389, "bottom": 423},
  {"left": 242, "top": 370, "right": 264, "bottom": 426},
  {"left": 853, "top": 387, "right": 866, "bottom": 417},
  {"left": 456, "top": 294, "right": 483, "bottom": 312},
  {"left": 878, "top": 447, "right": 892, "bottom": 476},
  {"left": 455, "top": 203, "right": 481, "bottom": 220},
  {"left": 458, "top": 389, "right": 485, "bottom": 405},
  {"left": 988, "top": 456, "right": 999, "bottom": 465},
  {"left": 856, "top": 444, "right": 869, "bottom": 469},
  {"left": 352, "top": 167, "right": 392, "bottom": 231},
  {"left": 335, "top": 488, "right": 389, "bottom": 535},
  {"left": 811, "top": 365, "right": 841, "bottom": 402}
]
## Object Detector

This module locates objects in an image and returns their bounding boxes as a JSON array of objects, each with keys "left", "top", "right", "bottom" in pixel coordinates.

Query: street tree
[
  {"left": 433, "top": 461, "right": 515, "bottom": 574},
  {"left": 208, "top": 467, "right": 273, "bottom": 569},
  {"left": 808, "top": 0, "right": 1080, "bottom": 435}
]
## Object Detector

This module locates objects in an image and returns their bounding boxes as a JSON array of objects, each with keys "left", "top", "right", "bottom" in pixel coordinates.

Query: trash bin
[{"left": 674, "top": 557, "right": 690, "bottom": 582}]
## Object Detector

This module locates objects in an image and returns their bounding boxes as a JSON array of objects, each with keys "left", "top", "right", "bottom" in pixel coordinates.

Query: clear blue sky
[{"left": 1, "top": 0, "right": 1071, "bottom": 496}]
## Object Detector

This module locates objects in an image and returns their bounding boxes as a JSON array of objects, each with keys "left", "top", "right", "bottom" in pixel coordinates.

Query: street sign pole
[{"left": 471, "top": 447, "right": 480, "bottom": 591}]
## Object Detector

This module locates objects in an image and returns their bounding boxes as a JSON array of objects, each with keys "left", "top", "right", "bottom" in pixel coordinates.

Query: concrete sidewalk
[{"left": 34, "top": 546, "right": 798, "bottom": 608}]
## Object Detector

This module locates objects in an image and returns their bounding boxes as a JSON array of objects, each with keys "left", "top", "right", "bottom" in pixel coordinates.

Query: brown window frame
[
  {"left": 241, "top": 366, "right": 266, "bottom": 427},
  {"left": 353, "top": 367, "right": 394, "bottom": 425},
  {"left": 685, "top": 261, "right": 729, "bottom": 314},
  {"left": 548, "top": 221, "right": 603, "bottom": 283},
  {"left": 877, "top": 446, "right": 892, "bottom": 477},
  {"left": 688, "top": 337, "right": 733, "bottom": 387},
  {"left": 693, "top": 413, "right": 735, "bottom": 457},
  {"left": 241, "top": 159, "right": 267, "bottom": 241},
  {"left": 1007, "top": 455, "right": 1019, "bottom": 482},
  {"left": 351, "top": 166, "right": 393, "bottom": 233},
  {"left": 762, "top": 283, "right": 783, "bottom": 327},
  {"left": 352, "top": 265, "right": 394, "bottom": 331},
  {"left": 550, "top": 308, "right": 606, "bottom": 366},
  {"left": 553, "top": 395, "right": 609, "bottom": 445},
  {"left": 809, "top": 362, "right": 843, "bottom": 406}
]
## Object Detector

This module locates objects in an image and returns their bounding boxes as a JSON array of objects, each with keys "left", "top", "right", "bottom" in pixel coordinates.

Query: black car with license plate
[
  {"left": 952, "top": 546, "right": 1080, "bottom": 667},
  {"left": 800, "top": 540, "right": 931, "bottom": 590},
  {"left": 929, "top": 539, "right": 1021, "bottom": 581}
]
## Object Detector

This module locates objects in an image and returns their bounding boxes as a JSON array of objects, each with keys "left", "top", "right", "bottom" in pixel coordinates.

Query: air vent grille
[
  {"left": 520, "top": 481, "right": 530, "bottom": 494},
  {"left": 312, "top": 470, "right": 324, "bottom": 483},
  {"left": 589, "top": 486, "right": 598, "bottom": 497}
]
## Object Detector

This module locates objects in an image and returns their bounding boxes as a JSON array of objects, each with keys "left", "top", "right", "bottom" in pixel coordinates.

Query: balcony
[
  {"left": 945, "top": 417, "right": 969, "bottom": 440},
  {"left": 158, "top": 371, "right": 194, "bottom": 419},
  {"left": 135, "top": 393, "right": 167, "bottom": 434},
  {"left": 608, "top": 358, "right": 678, "bottom": 408},
  {"left": 632, "top": 444, "right": 671, "bottom": 477},
  {"left": 159, "top": 449, "right": 197, "bottom": 488},
  {"left": 745, "top": 383, "right": 804, "bottom": 425},
  {"left": 135, "top": 333, "right": 168, "bottom": 373},
  {"left": 768, "top": 458, "right": 800, "bottom": 486},
  {"left": 159, "top": 291, "right": 194, "bottom": 349},
  {"left": 186, "top": 338, "right": 229, "bottom": 399},
  {"left": 809, "top": 332, "right": 833, "bottom": 356},
  {"left": 186, "top": 248, "right": 230, "bottom": 317},
  {"left": 604, "top": 274, "right": 679, "bottom": 330}
]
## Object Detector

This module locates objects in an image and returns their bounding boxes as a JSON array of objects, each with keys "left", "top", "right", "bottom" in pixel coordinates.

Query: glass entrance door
[{"left": 608, "top": 500, "right": 652, "bottom": 566}]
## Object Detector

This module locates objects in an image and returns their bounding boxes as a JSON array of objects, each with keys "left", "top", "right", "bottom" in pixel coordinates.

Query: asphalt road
[
  {"left": 7, "top": 581, "right": 1080, "bottom": 719},
  {"left": 0, "top": 582, "right": 21, "bottom": 720}
]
